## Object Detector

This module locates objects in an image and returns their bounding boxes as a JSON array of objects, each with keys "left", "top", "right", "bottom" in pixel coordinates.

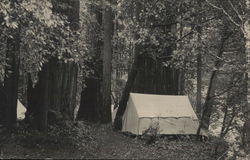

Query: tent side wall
[
  {"left": 138, "top": 117, "right": 200, "bottom": 135},
  {"left": 122, "top": 96, "right": 139, "bottom": 134},
  {"left": 158, "top": 117, "right": 200, "bottom": 135},
  {"left": 138, "top": 117, "right": 159, "bottom": 135}
]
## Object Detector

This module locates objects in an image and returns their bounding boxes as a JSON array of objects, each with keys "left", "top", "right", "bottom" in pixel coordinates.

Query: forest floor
[{"left": 0, "top": 121, "right": 226, "bottom": 159}]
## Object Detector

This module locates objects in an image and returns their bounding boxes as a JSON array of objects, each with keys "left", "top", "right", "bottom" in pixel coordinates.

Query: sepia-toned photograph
[{"left": 0, "top": 0, "right": 250, "bottom": 159}]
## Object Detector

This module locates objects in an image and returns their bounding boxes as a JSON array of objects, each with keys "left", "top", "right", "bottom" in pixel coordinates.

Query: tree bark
[
  {"left": 178, "top": 10, "right": 185, "bottom": 95},
  {"left": 0, "top": 83, "right": 5, "bottom": 124},
  {"left": 132, "top": 55, "right": 179, "bottom": 95},
  {"left": 77, "top": 78, "right": 101, "bottom": 122},
  {"left": 26, "top": 0, "right": 79, "bottom": 128},
  {"left": 36, "top": 63, "right": 49, "bottom": 131},
  {"left": 196, "top": 0, "right": 202, "bottom": 118},
  {"left": 196, "top": 51, "right": 202, "bottom": 118},
  {"left": 25, "top": 74, "right": 35, "bottom": 123},
  {"left": 101, "top": 1, "right": 113, "bottom": 123},
  {"left": 25, "top": 64, "right": 49, "bottom": 131},
  {"left": 77, "top": 2, "right": 103, "bottom": 122},
  {"left": 2, "top": 0, "right": 21, "bottom": 128},
  {"left": 47, "top": 59, "right": 78, "bottom": 121},
  {"left": 243, "top": 0, "right": 250, "bottom": 152},
  {"left": 3, "top": 22, "right": 20, "bottom": 127}
]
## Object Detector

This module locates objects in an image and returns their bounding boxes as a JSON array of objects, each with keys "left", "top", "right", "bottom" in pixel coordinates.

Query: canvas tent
[{"left": 114, "top": 93, "right": 206, "bottom": 135}]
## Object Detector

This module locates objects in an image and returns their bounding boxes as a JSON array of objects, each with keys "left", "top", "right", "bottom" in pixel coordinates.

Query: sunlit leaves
[{"left": 0, "top": 0, "right": 92, "bottom": 82}]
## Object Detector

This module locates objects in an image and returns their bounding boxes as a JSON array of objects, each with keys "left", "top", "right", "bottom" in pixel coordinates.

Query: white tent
[
  {"left": 17, "top": 99, "right": 26, "bottom": 120},
  {"left": 119, "top": 93, "right": 205, "bottom": 135}
]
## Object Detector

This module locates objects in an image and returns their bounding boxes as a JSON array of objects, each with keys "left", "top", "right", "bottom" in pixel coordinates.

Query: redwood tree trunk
[
  {"left": 178, "top": 12, "right": 185, "bottom": 95},
  {"left": 2, "top": 0, "right": 21, "bottom": 127},
  {"left": 132, "top": 55, "right": 179, "bottom": 95},
  {"left": 36, "top": 63, "right": 49, "bottom": 131},
  {"left": 3, "top": 25, "right": 20, "bottom": 127},
  {"left": 101, "top": 1, "right": 113, "bottom": 123},
  {"left": 77, "top": 78, "right": 101, "bottom": 122},
  {"left": 26, "top": 0, "right": 79, "bottom": 128},
  {"left": 196, "top": 0, "right": 202, "bottom": 118},
  {"left": 26, "top": 64, "right": 49, "bottom": 131},
  {"left": 25, "top": 74, "right": 35, "bottom": 123},
  {"left": 243, "top": 0, "right": 250, "bottom": 151},
  {"left": 77, "top": 3, "right": 103, "bottom": 122},
  {"left": 47, "top": 59, "right": 78, "bottom": 122},
  {"left": 0, "top": 83, "right": 5, "bottom": 124}
]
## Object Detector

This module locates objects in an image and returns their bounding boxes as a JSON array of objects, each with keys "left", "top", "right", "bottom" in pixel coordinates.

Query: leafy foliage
[{"left": 0, "top": 0, "right": 92, "bottom": 84}]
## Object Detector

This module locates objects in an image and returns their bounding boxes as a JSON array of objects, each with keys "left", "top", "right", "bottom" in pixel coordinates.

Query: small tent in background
[
  {"left": 17, "top": 99, "right": 26, "bottom": 120},
  {"left": 119, "top": 93, "right": 206, "bottom": 135}
]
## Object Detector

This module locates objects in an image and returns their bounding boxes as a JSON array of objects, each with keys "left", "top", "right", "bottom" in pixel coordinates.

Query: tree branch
[
  {"left": 205, "top": 0, "right": 242, "bottom": 30},
  {"left": 227, "top": 0, "right": 243, "bottom": 22},
  {"left": 211, "top": 74, "right": 242, "bottom": 98}
]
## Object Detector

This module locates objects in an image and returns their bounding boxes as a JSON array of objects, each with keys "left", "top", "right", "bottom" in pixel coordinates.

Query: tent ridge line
[
  {"left": 138, "top": 116, "right": 197, "bottom": 119},
  {"left": 130, "top": 92, "right": 188, "bottom": 97}
]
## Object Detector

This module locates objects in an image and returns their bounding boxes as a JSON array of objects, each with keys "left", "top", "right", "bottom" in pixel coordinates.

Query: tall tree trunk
[
  {"left": 26, "top": 65, "right": 49, "bottom": 131},
  {"left": 26, "top": 0, "right": 79, "bottom": 128},
  {"left": 101, "top": 1, "right": 112, "bottom": 123},
  {"left": 178, "top": 60, "right": 186, "bottom": 95},
  {"left": 25, "top": 74, "right": 35, "bottom": 123},
  {"left": 196, "top": 52, "right": 202, "bottom": 118},
  {"left": 36, "top": 64, "right": 49, "bottom": 131},
  {"left": 243, "top": 0, "right": 250, "bottom": 152},
  {"left": 77, "top": 78, "right": 101, "bottom": 122},
  {"left": 51, "top": 0, "right": 79, "bottom": 121},
  {"left": 0, "top": 83, "right": 5, "bottom": 124},
  {"left": 196, "top": 0, "right": 202, "bottom": 118},
  {"left": 178, "top": 9, "right": 185, "bottom": 95},
  {"left": 3, "top": 18, "right": 20, "bottom": 127},
  {"left": 132, "top": 55, "right": 179, "bottom": 95},
  {"left": 47, "top": 59, "right": 78, "bottom": 121},
  {"left": 77, "top": 3, "right": 103, "bottom": 122}
]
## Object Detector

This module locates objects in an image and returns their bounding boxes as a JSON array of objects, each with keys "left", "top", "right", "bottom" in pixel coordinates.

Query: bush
[
  {"left": 3, "top": 120, "right": 98, "bottom": 152},
  {"left": 141, "top": 122, "right": 161, "bottom": 144}
]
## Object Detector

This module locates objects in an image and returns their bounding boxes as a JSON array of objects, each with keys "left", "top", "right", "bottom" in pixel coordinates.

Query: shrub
[{"left": 141, "top": 122, "right": 161, "bottom": 144}]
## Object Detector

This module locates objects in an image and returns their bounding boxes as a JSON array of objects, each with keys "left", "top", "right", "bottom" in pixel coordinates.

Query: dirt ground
[{"left": 0, "top": 122, "right": 223, "bottom": 159}]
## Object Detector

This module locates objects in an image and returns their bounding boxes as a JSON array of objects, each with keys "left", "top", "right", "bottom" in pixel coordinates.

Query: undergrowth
[
  {"left": 0, "top": 121, "right": 98, "bottom": 159},
  {"left": 0, "top": 121, "right": 232, "bottom": 159}
]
